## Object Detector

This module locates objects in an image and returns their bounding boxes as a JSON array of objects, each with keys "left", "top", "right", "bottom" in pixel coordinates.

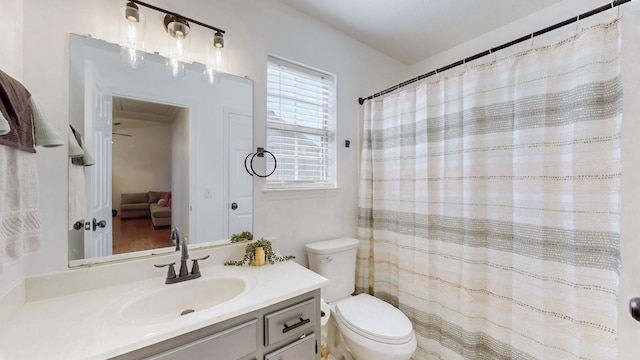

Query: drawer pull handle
[{"left": 282, "top": 317, "right": 310, "bottom": 333}]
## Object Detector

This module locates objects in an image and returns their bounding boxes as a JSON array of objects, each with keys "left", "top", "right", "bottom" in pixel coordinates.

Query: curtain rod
[{"left": 358, "top": 0, "right": 632, "bottom": 105}]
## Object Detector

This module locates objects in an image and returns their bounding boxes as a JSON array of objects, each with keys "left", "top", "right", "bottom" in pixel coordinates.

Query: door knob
[
  {"left": 231, "top": 202, "right": 238, "bottom": 210},
  {"left": 73, "top": 220, "right": 84, "bottom": 230},
  {"left": 630, "top": 297, "right": 640, "bottom": 322},
  {"left": 92, "top": 218, "right": 106, "bottom": 231}
]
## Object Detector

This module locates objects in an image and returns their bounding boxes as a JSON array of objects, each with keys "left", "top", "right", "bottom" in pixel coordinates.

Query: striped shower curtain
[{"left": 357, "top": 20, "right": 622, "bottom": 360}]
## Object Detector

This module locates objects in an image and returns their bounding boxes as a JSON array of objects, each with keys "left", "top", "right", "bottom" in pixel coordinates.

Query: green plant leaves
[{"left": 224, "top": 238, "right": 295, "bottom": 266}]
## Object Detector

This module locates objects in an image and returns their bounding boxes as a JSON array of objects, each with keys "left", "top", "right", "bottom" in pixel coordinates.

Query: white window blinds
[{"left": 266, "top": 56, "right": 336, "bottom": 188}]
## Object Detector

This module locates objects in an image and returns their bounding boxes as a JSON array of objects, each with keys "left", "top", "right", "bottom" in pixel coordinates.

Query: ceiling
[
  {"left": 112, "top": 97, "right": 184, "bottom": 130},
  {"left": 278, "top": 0, "right": 560, "bottom": 65}
]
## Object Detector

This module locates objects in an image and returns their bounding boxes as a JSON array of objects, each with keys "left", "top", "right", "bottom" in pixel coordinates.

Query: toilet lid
[{"left": 335, "top": 294, "right": 413, "bottom": 345}]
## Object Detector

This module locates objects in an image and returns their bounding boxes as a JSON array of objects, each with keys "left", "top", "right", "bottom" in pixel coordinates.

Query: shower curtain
[{"left": 357, "top": 20, "right": 622, "bottom": 360}]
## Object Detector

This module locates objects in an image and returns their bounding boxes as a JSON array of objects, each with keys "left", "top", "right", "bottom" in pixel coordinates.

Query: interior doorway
[{"left": 111, "top": 96, "right": 189, "bottom": 254}]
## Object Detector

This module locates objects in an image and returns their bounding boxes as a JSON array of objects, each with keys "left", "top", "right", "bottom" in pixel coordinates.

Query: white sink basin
[{"left": 115, "top": 276, "right": 251, "bottom": 324}]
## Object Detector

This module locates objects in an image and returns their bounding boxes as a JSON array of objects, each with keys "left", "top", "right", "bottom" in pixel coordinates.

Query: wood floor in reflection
[{"left": 112, "top": 217, "right": 174, "bottom": 254}]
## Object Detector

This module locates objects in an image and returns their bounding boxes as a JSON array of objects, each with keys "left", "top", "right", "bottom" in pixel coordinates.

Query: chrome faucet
[{"left": 156, "top": 231, "right": 210, "bottom": 284}]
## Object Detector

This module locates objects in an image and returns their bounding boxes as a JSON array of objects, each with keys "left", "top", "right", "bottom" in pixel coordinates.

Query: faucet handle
[
  {"left": 191, "top": 255, "right": 210, "bottom": 275},
  {"left": 181, "top": 237, "right": 189, "bottom": 260},
  {"left": 154, "top": 262, "right": 177, "bottom": 281}
]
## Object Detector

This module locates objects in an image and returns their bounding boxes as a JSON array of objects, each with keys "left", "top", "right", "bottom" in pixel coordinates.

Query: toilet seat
[{"left": 334, "top": 294, "right": 414, "bottom": 345}]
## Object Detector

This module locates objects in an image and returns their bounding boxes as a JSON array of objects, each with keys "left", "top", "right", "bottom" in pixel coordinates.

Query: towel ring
[
  {"left": 244, "top": 152, "right": 254, "bottom": 176},
  {"left": 244, "top": 147, "right": 277, "bottom": 178}
]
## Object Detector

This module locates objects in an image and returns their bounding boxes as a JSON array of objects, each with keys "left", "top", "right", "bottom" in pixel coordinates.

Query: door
[
  {"left": 84, "top": 60, "right": 113, "bottom": 258},
  {"left": 228, "top": 112, "right": 253, "bottom": 235}
]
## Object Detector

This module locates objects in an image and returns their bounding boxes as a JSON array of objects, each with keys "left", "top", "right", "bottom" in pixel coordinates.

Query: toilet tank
[{"left": 306, "top": 238, "right": 360, "bottom": 303}]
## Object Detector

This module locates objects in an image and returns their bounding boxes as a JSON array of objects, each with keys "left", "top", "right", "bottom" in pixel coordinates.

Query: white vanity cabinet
[
  {"left": 265, "top": 334, "right": 316, "bottom": 360},
  {"left": 111, "top": 290, "right": 321, "bottom": 360},
  {"left": 146, "top": 319, "right": 257, "bottom": 360}
]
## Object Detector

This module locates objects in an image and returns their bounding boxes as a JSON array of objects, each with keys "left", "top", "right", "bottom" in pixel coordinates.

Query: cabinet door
[
  {"left": 148, "top": 319, "right": 257, "bottom": 360},
  {"left": 264, "top": 333, "right": 316, "bottom": 360}
]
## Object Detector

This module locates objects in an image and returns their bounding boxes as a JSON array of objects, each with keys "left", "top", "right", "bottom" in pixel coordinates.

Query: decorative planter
[
  {"left": 230, "top": 231, "right": 253, "bottom": 243},
  {"left": 224, "top": 238, "right": 295, "bottom": 266},
  {"left": 251, "top": 246, "right": 267, "bottom": 266}
]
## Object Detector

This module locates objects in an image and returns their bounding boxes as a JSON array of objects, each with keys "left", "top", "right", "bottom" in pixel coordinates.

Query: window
[{"left": 266, "top": 56, "right": 336, "bottom": 189}]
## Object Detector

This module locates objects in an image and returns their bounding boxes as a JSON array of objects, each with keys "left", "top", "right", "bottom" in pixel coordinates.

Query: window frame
[{"left": 265, "top": 55, "right": 337, "bottom": 190}]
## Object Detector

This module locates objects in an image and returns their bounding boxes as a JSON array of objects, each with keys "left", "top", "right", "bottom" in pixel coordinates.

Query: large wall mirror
[{"left": 68, "top": 34, "right": 253, "bottom": 267}]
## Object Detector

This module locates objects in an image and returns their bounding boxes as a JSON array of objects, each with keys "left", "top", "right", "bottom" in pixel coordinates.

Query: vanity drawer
[
  {"left": 264, "top": 333, "right": 316, "bottom": 360},
  {"left": 148, "top": 319, "right": 257, "bottom": 360},
  {"left": 264, "top": 298, "right": 316, "bottom": 346}
]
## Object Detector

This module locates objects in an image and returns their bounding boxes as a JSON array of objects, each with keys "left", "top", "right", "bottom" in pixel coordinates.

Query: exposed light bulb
[
  {"left": 214, "top": 31, "right": 224, "bottom": 48},
  {"left": 203, "top": 36, "right": 227, "bottom": 84},
  {"left": 124, "top": 2, "right": 140, "bottom": 23},
  {"left": 119, "top": 3, "right": 146, "bottom": 68},
  {"left": 164, "top": 15, "right": 191, "bottom": 71}
]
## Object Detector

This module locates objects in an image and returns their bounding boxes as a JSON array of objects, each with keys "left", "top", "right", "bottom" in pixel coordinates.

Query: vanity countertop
[{"left": 0, "top": 253, "right": 328, "bottom": 360}]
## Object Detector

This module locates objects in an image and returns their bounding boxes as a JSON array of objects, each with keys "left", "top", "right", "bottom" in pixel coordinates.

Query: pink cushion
[{"left": 160, "top": 192, "right": 172, "bottom": 208}]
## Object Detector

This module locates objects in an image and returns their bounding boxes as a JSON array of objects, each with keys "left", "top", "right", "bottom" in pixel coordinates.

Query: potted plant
[
  {"left": 225, "top": 238, "right": 295, "bottom": 266},
  {"left": 230, "top": 230, "right": 253, "bottom": 243}
]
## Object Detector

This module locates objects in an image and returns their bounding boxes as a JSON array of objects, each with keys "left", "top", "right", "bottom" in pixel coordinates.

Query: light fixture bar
[{"left": 129, "top": 0, "right": 225, "bottom": 34}]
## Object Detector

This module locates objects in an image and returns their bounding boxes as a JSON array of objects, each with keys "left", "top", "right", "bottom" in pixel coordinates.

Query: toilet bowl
[
  {"left": 332, "top": 294, "right": 416, "bottom": 360},
  {"left": 306, "top": 238, "right": 416, "bottom": 360}
]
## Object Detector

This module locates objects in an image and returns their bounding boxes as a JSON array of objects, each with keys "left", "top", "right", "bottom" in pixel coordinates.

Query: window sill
[{"left": 262, "top": 186, "right": 341, "bottom": 200}]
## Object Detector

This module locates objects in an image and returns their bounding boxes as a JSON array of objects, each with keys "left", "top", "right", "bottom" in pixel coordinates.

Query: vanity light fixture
[
  {"left": 213, "top": 31, "right": 224, "bottom": 48},
  {"left": 203, "top": 33, "right": 226, "bottom": 84},
  {"left": 164, "top": 15, "right": 191, "bottom": 77},
  {"left": 120, "top": 0, "right": 227, "bottom": 80},
  {"left": 124, "top": 1, "right": 140, "bottom": 22},
  {"left": 119, "top": 1, "right": 146, "bottom": 68}
]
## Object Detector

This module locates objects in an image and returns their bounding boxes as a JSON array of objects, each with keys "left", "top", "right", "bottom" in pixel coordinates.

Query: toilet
[{"left": 306, "top": 238, "right": 416, "bottom": 360}]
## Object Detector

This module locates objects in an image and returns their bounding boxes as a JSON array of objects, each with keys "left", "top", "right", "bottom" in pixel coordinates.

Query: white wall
[
  {"left": 0, "top": 0, "right": 406, "bottom": 294},
  {"left": 112, "top": 125, "right": 172, "bottom": 212},
  {"left": 0, "top": 0, "right": 23, "bottom": 80},
  {"left": 407, "top": 1, "right": 640, "bottom": 358},
  {"left": 0, "top": 0, "right": 25, "bottom": 295}
]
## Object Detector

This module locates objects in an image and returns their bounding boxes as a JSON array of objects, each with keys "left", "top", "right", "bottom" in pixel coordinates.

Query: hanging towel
[
  {"left": 31, "top": 98, "right": 63, "bottom": 147},
  {"left": 0, "top": 146, "right": 41, "bottom": 270},
  {"left": 68, "top": 126, "right": 84, "bottom": 158},
  {"left": 0, "top": 69, "right": 35, "bottom": 153},
  {"left": 68, "top": 161, "right": 86, "bottom": 231},
  {"left": 0, "top": 110, "right": 9, "bottom": 135},
  {"left": 69, "top": 125, "right": 95, "bottom": 166}
]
